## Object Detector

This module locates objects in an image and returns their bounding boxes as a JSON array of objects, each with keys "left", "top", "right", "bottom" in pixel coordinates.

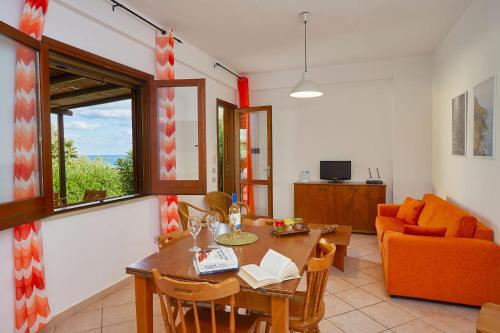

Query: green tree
[{"left": 115, "top": 151, "right": 134, "bottom": 195}]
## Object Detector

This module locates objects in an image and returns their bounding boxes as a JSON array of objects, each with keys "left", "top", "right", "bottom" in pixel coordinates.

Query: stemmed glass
[
  {"left": 207, "top": 213, "right": 221, "bottom": 249},
  {"left": 188, "top": 216, "right": 201, "bottom": 252}
]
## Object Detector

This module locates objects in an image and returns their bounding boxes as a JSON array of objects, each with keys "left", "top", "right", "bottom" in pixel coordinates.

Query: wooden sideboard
[{"left": 294, "top": 182, "right": 386, "bottom": 233}]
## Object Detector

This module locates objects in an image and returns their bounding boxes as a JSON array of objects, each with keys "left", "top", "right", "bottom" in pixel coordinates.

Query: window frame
[
  {"left": 41, "top": 36, "right": 155, "bottom": 213},
  {"left": 149, "top": 79, "right": 207, "bottom": 195},
  {"left": 0, "top": 21, "right": 53, "bottom": 230}
]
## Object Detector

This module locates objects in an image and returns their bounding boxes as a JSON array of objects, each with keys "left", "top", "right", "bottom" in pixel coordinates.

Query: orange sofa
[{"left": 376, "top": 194, "right": 500, "bottom": 306}]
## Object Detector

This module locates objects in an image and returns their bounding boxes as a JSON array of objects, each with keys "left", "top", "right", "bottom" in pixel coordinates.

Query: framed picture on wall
[
  {"left": 452, "top": 92, "right": 467, "bottom": 156},
  {"left": 473, "top": 77, "right": 496, "bottom": 158}
]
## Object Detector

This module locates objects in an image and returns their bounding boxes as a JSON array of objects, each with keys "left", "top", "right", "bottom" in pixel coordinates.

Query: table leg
[
  {"left": 333, "top": 245, "right": 347, "bottom": 271},
  {"left": 135, "top": 276, "right": 153, "bottom": 333},
  {"left": 271, "top": 295, "right": 289, "bottom": 333}
]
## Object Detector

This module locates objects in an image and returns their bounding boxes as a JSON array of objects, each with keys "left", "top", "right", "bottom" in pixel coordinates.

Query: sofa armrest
[
  {"left": 377, "top": 204, "right": 400, "bottom": 217},
  {"left": 383, "top": 232, "right": 500, "bottom": 305}
]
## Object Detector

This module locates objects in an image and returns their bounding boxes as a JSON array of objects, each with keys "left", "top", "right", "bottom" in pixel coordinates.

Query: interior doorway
[{"left": 217, "top": 100, "right": 273, "bottom": 217}]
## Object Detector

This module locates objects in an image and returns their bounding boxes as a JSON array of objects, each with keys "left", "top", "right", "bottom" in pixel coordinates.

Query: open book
[
  {"left": 238, "top": 249, "right": 300, "bottom": 289},
  {"left": 193, "top": 247, "right": 239, "bottom": 275}
]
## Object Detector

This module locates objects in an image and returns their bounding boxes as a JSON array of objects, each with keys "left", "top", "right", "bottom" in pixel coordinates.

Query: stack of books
[{"left": 193, "top": 247, "right": 239, "bottom": 275}]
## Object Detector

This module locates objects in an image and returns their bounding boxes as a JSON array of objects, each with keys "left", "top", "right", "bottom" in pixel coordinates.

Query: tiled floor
[{"left": 42, "top": 234, "right": 479, "bottom": 333}]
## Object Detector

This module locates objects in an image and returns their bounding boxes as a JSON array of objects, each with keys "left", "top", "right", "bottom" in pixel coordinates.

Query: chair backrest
[
  {"left": 152, "top": 269, "right": 240, "bottom": 333},
  {"left": 157, "top": 230, "right": 190, "bottom": 250},
  {"left": 206, "top": 192, "right": 231, "bottom": 221},
  {"left": 302, "top": 239, "right": 336, "bottom": 321},
  {"left": 177, "top": 201, "right": 190, "bottom": 231},
  {"left": 82, "top": 189, "right": 106, "bottom": 202}
]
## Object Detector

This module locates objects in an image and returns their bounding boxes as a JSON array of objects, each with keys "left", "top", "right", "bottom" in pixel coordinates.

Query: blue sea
[{"left": 86, "top": 155, "right": 125, "bottom": 167}]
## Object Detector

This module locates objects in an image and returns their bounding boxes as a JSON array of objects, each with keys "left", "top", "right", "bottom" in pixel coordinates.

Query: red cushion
[
  {"left": 396, "top": 197, "right": 425, "bottom": 225},
  {"left": 403, "top": 225, "right": 447, "bottom": 237},
  {"left": 376, "top": 216, "right": 406, "bottom": 242}
]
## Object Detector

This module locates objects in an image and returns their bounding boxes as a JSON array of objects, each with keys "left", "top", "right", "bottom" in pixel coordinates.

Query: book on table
[
  {"left": 193, "top": 247, "right": 239, "bottom": 275},
  {"left": 238, "top": 249, "right": 301, "bottom": 289}
]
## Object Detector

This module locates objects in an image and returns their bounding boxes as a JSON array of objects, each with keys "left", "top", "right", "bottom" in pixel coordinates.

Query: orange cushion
[
  {"left": 375, "top": 216, "right": 406, "bottom": 241},
  {"left": 403, "top": 225, "right": 447, "bottom": 237},
  {"left": 418, "top": 194, "right": 477, "bottom": 238},
  {"left": 396, "top": 197, "right": 425, "bottom": 225}
]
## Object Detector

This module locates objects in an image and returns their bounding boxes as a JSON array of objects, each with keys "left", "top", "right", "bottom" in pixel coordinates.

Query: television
[{"left": 320, "top": 161, "right": 351, "bottom": 182}]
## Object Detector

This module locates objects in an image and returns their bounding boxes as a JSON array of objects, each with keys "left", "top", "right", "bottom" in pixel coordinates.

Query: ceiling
[{"left": 123, "top": 0, "right": 473, "bottom": 74}]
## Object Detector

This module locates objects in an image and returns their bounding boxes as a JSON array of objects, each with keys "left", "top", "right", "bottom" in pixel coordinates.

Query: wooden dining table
[{"left": 126, "top": 223, "right": 322, "bottom": 333}]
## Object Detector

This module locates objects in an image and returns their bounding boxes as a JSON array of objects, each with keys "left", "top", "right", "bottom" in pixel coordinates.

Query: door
[
  {"left": 234, "top": 106, "right": 273, "bottom": 218},
  {"left": 216, "top": 99, "right": 237, "bottom": 194}
]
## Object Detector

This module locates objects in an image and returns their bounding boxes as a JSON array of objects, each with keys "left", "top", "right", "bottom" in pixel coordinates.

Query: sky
[{"left": 52, "top": 99, "right": 133, "bottom": 156}]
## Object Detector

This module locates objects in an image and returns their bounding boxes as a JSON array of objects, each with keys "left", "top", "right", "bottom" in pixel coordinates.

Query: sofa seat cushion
[
  {"left": 376, "top": 216, "right": 406, "bottom": 242},
  {"left": 418, "top": 194, "right": 477, "bottom": 238},
  {"left": 403, "top": 225, "right": 447, "bottom": 237}
]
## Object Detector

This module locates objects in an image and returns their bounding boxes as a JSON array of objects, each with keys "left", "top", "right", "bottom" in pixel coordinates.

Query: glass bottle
[{"left": 229, "top": 193, "right": 241, "bottom": 238}]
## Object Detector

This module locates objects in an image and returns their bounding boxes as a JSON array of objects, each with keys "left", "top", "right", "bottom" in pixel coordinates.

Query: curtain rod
[
  {"left": 214, "top": 62, "right": 242, "bottom": 79},
  {"left": 109, "top": 0, "right": 183, "bottom": 44}
]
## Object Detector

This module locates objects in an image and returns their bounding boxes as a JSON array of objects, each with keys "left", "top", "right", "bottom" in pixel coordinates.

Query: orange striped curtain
[
  {"left": 12, "top": 1, "right": 51, "bottom": 332},
  {"left": 156, "top": 30, "right": 180, "bottom": 234},
  {"left": 238, "top": 77, "right": 254, "bottom": 214}
]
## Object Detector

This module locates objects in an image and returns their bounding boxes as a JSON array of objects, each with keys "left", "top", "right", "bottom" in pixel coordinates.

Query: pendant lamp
[{"left": 290, "top": 12, "right": 323, "bottom": 98}]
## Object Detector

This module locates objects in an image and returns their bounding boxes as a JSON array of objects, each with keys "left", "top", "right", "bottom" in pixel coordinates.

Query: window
[
  {"left": 0, "top": 21, "right": 207, "bottom": 228},
  {"left": 0, "top": 21, "right": 52, "bottom": 229}
]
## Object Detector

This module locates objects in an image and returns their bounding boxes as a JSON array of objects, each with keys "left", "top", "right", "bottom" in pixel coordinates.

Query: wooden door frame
[
  {"left": 234, "top": 106, "right": 273, "bottom": 217},
  {"left": 216, "top": 99, "right": 237, "bottom": 194}
]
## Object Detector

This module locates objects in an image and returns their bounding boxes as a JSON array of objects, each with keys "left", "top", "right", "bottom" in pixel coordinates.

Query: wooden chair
[
  {"left": 152, "top": 269, "right": 258, "bottom": 333},
  {"left": 157, "top": 230, "right": 190, "bottom": 250},
  {"left": 177, "top": 201, "right": 221, "bottom": 231},
  {"left": 205, "top": 191, "right": 250, "bottom": 223},
  {"left": 82, "top": 189, "right": 106, "bottom": 202},
  {"left": 257, "top": 239, "right": 336, "bottom": 333}
]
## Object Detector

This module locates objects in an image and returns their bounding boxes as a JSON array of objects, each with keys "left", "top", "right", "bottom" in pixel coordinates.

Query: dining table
[{"left": 126, "top": 223, "right": 322, "bottom": 333}]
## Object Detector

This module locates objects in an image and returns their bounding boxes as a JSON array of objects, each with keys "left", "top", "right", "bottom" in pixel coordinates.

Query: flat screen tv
[{"left": 320, "top": 161, "right": 351, "bottom": 182}]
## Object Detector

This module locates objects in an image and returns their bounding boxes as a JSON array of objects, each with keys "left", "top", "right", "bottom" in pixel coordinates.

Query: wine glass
[
  {"left": 188, "top": 216, "right": 201, "bottom": 252},
  {"left": 207, "top": 213, "right": 220, "bottom": 249}
]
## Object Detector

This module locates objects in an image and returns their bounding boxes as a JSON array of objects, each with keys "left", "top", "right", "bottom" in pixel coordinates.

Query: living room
[{"left": 0, "top": 0, "right": 499, "bottom": 333}]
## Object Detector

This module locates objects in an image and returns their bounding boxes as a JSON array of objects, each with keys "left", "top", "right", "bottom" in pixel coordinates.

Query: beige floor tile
[
  {"left": 323, "top": 294, "right": 355, "bottom": 318},
  {"left": 421, "top": 310, "right": 476, "bottom": 333},
  {"left": 79, "top": 330, "right": 100, "bottom": 333},
  {"left": 361, "top": 301, "right": 415, "bottom": 328},
  {"left": 388, "top": 298, "right": 445, "bottom": 318},
  {"left": 391, "top": 319, "right": 443, "bottom": 333},
  {"left": 345, "top": 256, "right": 380, "bottom": 270},
  {"left": 319, "top": 319, "right": 345, "bottom": 332},
  {"left": 326, "top": 275, "right": 357, "bottom": 293},
  {"left": 360, "top": 265, "right": 385, "bottom": 281},
  {"left": 330, "top": 310, "right": 386, "bottom": 333},
  {"left": 102, "top": 320, "right": 136, "bottom": 333},
  {"left": 55, "top": 309, "right": 102, "bottom": 333},
  {"left": 334, "top": 269, "right": 378, "bottom": 287},
  {"left": 361, "top": 282, "right": 391, "bottom": 300},
  {"left": 349, "top": 234, "right": 378, "bottom": 247},
  {"left": 78, "top": 299, "right": 104, "bottom": 313},
  {"left": 359, "top": 253, "right": 382, "bottom": 264},
  {"left": 335, "top": 287, "right": 382, "bottom": 309},
  {"left": 348, "top": 243, "right": 380, "bottom": 258},
  {"left": 39, "top": 325, "right": 56, "bottom": 333},
  {"left": 102, "top": 286, "right": 135, "bottom": 308},
  {"left": 102, "top": 302, "right": 136, "bottom": 327},
  {"left": 441, "top": 304, "right": 479, "bottom": 323}
]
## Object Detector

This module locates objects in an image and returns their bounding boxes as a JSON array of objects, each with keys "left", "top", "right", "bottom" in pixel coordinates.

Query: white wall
[
  {"left": 432, "top": 0, "right": 500, "bottom": 242},
  {"left": 0, "top": 0, "right": 237, "bottom": 331},
  {"left": 248, "top": 58, "right": 433, "bottom": 217}
]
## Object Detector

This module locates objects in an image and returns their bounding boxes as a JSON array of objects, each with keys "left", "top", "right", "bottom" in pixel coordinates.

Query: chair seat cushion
[
  {"left": 179, "top": 307, "right": 257, "bottom": 333},
  {"left": 376, "top": 216, "right": 407, "bottom": 242}
]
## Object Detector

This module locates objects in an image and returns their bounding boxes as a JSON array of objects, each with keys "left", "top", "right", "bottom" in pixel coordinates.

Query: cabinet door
[
  {"left": 353, "top": 186, "right": 386, "bottom": 232},
  {"left": 294, "top": 185, "right": 330, "bottom": 223},
  {"left": 329, "top": 186, "right": 354, "bottom": 226}
]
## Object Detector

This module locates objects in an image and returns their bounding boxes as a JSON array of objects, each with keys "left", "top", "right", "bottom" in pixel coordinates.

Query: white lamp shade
[{"left": 289, "top": 71, "right": 323, "bottom": 98}]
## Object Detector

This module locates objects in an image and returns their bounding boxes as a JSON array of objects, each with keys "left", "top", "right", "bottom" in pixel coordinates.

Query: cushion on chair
[
  {"left": 375, "top": 217, "right": 406, "bottom": 242},
  {"left": 180, "top": 307, "right": 257, "bottom": 333},
  {"left": 403, "top": 225, "right": 447, "bottom": 237},
  {"left": 396, "top": 197, "right": 425, "bottom": 225},
  {"left": 418, "top": 194, "right": 477, "bottom": 238}
]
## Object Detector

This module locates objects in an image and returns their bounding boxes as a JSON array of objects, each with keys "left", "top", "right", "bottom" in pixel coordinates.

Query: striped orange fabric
[
  {"left": 13, "top": 1, "right": 51, "bottom": 332},
  {"left": 156, "top": 30, "right": 180, "bottom": 234}
]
